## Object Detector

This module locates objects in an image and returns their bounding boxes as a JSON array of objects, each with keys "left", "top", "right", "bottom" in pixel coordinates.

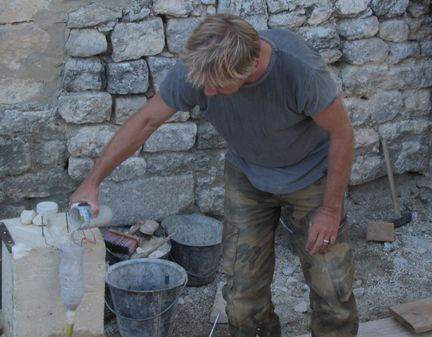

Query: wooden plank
[
  {"left": 295, "top": 317, "right": 432, "bottom": 337},
  {"left": 366, "top": 221, "right": 395, "bottom": 242},
  {"left": 390, "top": 298, "right": 432, "bottom": 333}
]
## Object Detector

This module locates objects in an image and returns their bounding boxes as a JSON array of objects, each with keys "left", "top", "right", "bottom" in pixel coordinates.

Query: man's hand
[
  {"left": 69, "top": 182, "right": 100, "bottom": 217},
  {"left": 306, "top": 206, "right": 341, "bottom": 255}
]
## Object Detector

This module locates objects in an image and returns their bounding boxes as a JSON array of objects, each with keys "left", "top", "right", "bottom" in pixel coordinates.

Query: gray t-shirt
[{"left": 159, "top": 29, "right": 338, "bottom": 194}]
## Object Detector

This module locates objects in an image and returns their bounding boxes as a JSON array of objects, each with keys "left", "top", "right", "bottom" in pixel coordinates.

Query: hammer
[{"left": 381, "top": 138, "right": 412, "bottom": 227}]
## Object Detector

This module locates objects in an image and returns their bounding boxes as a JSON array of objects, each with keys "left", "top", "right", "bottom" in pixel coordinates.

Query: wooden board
[
  {"left": 390, "top": 298, "right": 432, "bottom": 333},
  {"left": 366, "top": 221, "right": 395, "bottom": 242},
  {"left": 296, "top": 317, "right": 432, "bottom": 337}
]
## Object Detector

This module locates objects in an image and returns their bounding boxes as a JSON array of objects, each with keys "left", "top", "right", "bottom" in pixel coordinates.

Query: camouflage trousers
[{"left": 222, "top": 161, "right": 359, "bottom": 337}]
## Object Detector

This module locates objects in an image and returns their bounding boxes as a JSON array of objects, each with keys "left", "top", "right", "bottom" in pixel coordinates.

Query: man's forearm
[{"left": 322, "top": 128, "right": 354, "bottom": 213}]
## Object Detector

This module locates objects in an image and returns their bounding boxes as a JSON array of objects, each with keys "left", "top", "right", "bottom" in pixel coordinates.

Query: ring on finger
[{"left": 323, "top": 239, "right": 330, "bottom": 244}]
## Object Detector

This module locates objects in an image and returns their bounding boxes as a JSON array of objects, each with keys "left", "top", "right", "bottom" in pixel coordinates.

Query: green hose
[{"left": 65, "top": 323, "right": 74, "bottom": 337}]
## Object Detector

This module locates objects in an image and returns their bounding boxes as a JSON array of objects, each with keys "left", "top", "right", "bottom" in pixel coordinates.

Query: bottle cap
[{"left": 36, "top": 201, "right": 59, "bottom": 215}]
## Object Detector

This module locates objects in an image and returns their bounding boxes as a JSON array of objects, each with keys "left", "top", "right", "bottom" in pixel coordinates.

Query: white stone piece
[
  {"left": 20, "top": 210, "right": 36, "bottom": 225},
  {"left": 65, "top": 29, "right": 107, "bottom": 57},
  {"left": 143, "top": 122, "right": 197, "bottom": 152},
  {"left": 32, "top": 214, "right": 43, "bottom": 226},
  {"left": 2, "top": 213, "right": 106, "bottom": 337},
  {"left": 336, "top": 0, "right": 369, "bottom": 16}
]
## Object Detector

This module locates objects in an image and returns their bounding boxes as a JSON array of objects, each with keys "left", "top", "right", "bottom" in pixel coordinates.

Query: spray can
[{"left": 68, "top": 203, "right": 112, "bottom": 231}]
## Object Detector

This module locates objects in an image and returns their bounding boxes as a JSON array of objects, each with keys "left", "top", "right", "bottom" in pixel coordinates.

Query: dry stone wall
[{"left": 0, "top": 0, "right": 431, "bottom": 224}]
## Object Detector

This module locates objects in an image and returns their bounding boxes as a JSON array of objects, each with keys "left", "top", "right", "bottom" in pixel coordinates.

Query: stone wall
[{"left": 1, "top": 0, "right": 431, "bottom": 224}]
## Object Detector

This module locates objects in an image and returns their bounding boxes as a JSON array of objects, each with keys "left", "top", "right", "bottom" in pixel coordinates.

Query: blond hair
[{"left": 180, "top": 14, "right": 260, "bottom": 88}]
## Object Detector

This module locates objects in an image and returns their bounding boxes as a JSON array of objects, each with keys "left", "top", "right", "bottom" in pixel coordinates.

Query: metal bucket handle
[{"left": 105, "top": 276, "right": 188, "bottom": 322}]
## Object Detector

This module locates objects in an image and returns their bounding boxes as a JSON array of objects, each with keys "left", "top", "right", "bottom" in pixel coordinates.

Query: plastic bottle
[
  {"left": 59, "top": 241, "right": 85, "bottom": 337},
  {"left": 68, "top": 203, "right": 112, "bottom": 231}
]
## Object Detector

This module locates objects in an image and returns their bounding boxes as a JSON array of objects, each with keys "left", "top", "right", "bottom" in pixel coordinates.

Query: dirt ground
[{"left": 105, "top": 173, "right": 432, "bottom": 337}]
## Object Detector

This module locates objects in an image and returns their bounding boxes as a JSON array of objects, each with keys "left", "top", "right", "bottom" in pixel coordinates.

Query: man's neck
[{"left": 245, "top": 39, "right": 272, "bottom": 84}]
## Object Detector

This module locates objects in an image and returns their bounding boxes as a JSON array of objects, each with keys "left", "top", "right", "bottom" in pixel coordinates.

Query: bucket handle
[{"left": 105, "top": 277, "right": 188, "bottom": 322}]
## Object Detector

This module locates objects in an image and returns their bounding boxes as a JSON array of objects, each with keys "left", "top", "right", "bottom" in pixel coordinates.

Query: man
[{"left": 70, "top": 14, "right": 358, "bottom": 337}]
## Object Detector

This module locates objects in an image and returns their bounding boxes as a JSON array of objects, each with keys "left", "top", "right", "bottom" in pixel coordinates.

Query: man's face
[{"left": 203, "top": 80, "right": 245, "bottom": 97}]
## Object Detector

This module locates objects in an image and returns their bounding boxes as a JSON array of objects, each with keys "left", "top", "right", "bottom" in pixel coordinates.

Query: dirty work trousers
[{"left": 222, "top": 161, "right": 359, "bottom": 337}]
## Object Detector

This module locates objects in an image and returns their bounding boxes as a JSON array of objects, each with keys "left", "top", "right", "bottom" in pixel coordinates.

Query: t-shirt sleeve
[
  {"left": 159, "top": 62, "right": 200, "bottom": 111},
  {"left": 299, "top": 67, "right": 338, "bottom": 117}
]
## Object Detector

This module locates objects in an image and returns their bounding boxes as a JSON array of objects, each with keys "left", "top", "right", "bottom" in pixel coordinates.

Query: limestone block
[
  {"left": 337, "top": 17, "right": 379, "bottom": 40},
  {"left": 3, "top": 170, "right": 74, "bottom": 201},
  {"left": 107, "top": 60, "right": 149, "bottom": 94},
  {"left": 335, "top": 0, "right": 369, "bottom": 16},
  {"left": 340, "top": 64, "right": 389, "bottom": 96},
  {"left": 0, "top": 137, "right": 30, "bottom": 178},
  {"left": 67, "top": 4, "right": 122, "bottom": 28},
  {"left": 68, "top": 157, "right": 94, "bottom": 181},
  {"left": 197, "top": 121, "right": 226, "bottom": 150},
  {"left": 354, "top": 128, "right": 380, "bottom": 151},
  {"left": 379, "top": 20, "right": 409, "bottom": 42},
  {"left": 420, "top": 40, "right": 432, "bottom": 56},
  {"left": 407, "top": 1, "right": 430, "bottom": 18},
  {"left": 106, "top": 156, "right": 147, "bottom": 182},
  {"left": 218, "top": 0, "right": 268, "bottom": 15},
  {"left": 196, "top": 185, "right": 224, "bottom": 216},
  {"left": 266, "top": 0, "right": 292, "bottom": 14},
  {"left": 58, "top": 92, "right": 112, "bottom": 124},
  {"left": 0, "top": 109, "right": 54, "bottom": 136},
  {"left": 202, "top": 0, "right": 216, "bottom": 4},
  {"left": 370, "top": 0, "right": 409, "bottom": 17},
  {"left": 378, "top": 120, "right": 431, "bottom": 143},
  {"left": 350, "top": 154, "right": 382, "bottom": 185},
  {"left": 147, "top": 57, "right": 177, "bottom": 91},
  {"left": 114, "top": 96, "right": 147, "bottom": 125},
  {"left": 342, "top": 38, "right": 389, "bottom": 65},
  {"left": 1, "top": 214, "right": 105, "bottom": 337},
  {"left": 100, "top": 174, "right": 195, "bottom": 223},
  {"left": 145, "top": 152, "right": 197, "bottom": 176},
  {"left": 167, "top": 111, "right": 190, "bottom": 123},
  {"left": 123, "top": 1, "right": 151, "bottom": 22},
  {"left": 383, "top": 62, "right": 432, "bottom": 90},
  {"left": 403, "top": 90, "right": 431, "bottom": 117},
  {"left": 143, "top": 122, "right": 197, "bottom": 152},
  {"left": 298, "top": 26, "right": 340, "bottom": 50},
  {"left": 62, "top": 58, "right": 103, "bottom": 92},
  {"left": 268, "top": 11, "right": 306, "bottom": 30},
  {"left": 153, "top": 0, "right": 194, "bottom": 17},
  {"left": 246, "top": 14, "right": 269, "bottom": 31},
  {"left": 67, "top": 125, "right": 118, "bottom": 158},
  {"left": 319, "top": 49, "right": 343, "bottom": 64},
  {"left": 111, "top": 19, "right": 164, "bottom": 62},
  {"left": 308, "top": 7, "right": 332, "bottom": 25},
  {"left": 388, "top": 42, "right": 420, "bottom": 64},
  {"left": 369, "top": 91, "right": 403, "bottom": 123},
  {"left": 0, "top": 0, "right": 51, "bottom": 24},
  {"left": 31, "top": 140, "right": 67, "bottom": 168},
  {"left": 65, "top": 29, "right": 107, "bottom": 57},
  {"left": 343, "top": 97, "right": 372, "bottom": 127},
  {"left": 166, "top": 18, "right": 201, "bottom": 54},
  {"left": 294, "top": 0, "right": 332, "bottom": 8},
  {"left": 394, "top": 140, "right": 429, "bottom": 173}
]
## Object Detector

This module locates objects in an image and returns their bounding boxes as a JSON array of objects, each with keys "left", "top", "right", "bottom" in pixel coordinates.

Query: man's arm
[
  {"left": 69, "top": 93, "right": 176, "bottom": 215},
  {"left": 306, "top": 96, "right": 354, "bottom": 255}
]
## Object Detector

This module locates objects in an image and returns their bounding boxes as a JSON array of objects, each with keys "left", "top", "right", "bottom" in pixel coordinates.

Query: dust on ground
[{"left": 105, "top": 173, "right": 432, "bottom": 337}]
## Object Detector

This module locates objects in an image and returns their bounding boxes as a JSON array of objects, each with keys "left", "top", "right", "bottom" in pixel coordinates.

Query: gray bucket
[
  {"left": 162, "top": 214, "right": 223, "bottom": 286},
  {"left": 106, "top": 258, "right": 187, "bottom": 337}
]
